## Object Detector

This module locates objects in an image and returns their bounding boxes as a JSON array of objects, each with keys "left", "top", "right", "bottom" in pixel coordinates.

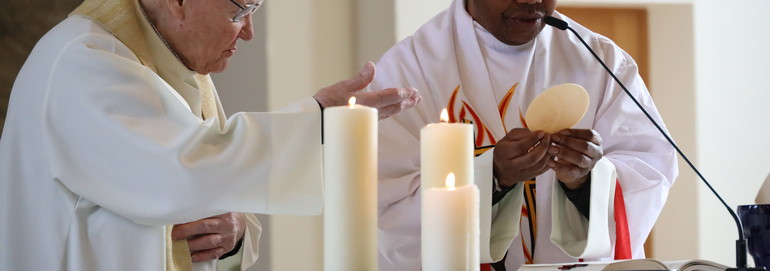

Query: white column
[
  {"left": 645, "top": 3, "right": 698, "bottom": 261},
  {"left": 355, "top": 0, "right": 451, "bottom": 65}
]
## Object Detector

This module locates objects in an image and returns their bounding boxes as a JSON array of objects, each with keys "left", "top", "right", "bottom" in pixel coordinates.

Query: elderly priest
[{"left": 0, "top": 0, "right": 420, "bottom": 270}]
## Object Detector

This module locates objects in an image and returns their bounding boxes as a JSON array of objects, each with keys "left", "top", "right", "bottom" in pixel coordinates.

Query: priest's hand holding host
[
  {"left": 493, "top": 129, "right": 553, "bottom": 188},
  {"left": 547, "top": 129, "right": 603, "bottom": 190},
  {"left": 493, "top": 128, "right": 602, "bottom": 190}
]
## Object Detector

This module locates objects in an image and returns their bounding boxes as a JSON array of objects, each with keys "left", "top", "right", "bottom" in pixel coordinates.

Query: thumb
[{"left": 347, "top": 61, "right": 375, "bottom": 90}]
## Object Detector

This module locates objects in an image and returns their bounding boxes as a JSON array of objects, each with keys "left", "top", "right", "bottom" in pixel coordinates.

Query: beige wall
[{"left": 691, "top": 0, "right": 770, "bottom": 263}]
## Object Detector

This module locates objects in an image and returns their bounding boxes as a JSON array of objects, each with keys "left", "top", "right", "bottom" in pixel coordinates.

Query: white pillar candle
[
  {"left": 420, "top": 108, "right": 474, "bottom": 190},
  {"left": 422, "top": 173, "right": 480, "bottom": 271},
  {"left": 323, "top": 97, "right": 378, "bottom": 271}
]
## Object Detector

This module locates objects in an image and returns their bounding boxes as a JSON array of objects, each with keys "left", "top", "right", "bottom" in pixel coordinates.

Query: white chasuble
[
  {"left": 372, "top": 0, "right": 678, "bottom": 270},
  {"left": 0, "top": 0, "right": 325, "bottom": 270}
]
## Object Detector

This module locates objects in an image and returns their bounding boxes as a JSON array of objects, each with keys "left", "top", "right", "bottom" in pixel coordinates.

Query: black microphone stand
[{"left": 543, "top": 15, "right": 764, "bottom": 271}]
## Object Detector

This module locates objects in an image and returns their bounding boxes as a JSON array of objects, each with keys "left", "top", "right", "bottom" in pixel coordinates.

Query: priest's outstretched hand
[
  {"left": 313, "top": 61, "right": 421, "bottom": 120},
  {"left": 172, "top": 212, "right": 246, "bottom": 262}
]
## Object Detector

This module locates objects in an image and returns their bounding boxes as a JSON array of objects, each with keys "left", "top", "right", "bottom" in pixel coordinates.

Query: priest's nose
[{"left": 239, "top": 14, "right": 254, "bottom": 41}]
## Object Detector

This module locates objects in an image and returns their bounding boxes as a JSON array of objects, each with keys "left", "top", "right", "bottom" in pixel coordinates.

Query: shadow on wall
[{"left": 0, "top": 0, "right": 82, "bottom": 136}]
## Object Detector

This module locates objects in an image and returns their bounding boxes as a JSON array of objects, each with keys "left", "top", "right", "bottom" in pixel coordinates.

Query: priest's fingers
[
  {"left": 187, "top": 233, "right": 228, "bottom": 252},
  {"left": 510, "top": 134, "right": 551, "bottom": 168},
  {"left": 496, "top": 129, "right": 546, "bottom": 159},
  {"left": 327, "top": 61, "right": 375, "bottom": 94},
  {"left": 548, "top": 144, "right": 598, "bottom": 169},
  {"left": 518, "top": 151, "right": 553, "bottom": 176},
  {"left": 172, "top": 213, "right": 245, "bottom": 243},
  {"left": 187, "top": 233, "right": 239, "bottom": 262},
  {"left": 313, "top": 62, "right": 376, "bottom": 108},
  {"left": 173, "top": 216, "right": 230, "bottom": 239},
  {"left": 494, "top": 130, "right": 549, "bottom": 172},
  {"left": 548, "top": 159, "right": 591, "bottom": 190},
  {"left": 547, "top": 131, "right": 600, "bottom": 186},
  {"left": 173, "top": 213, "right": 246, "bottom": 262},
  {"left": 355, "top": 86, "right": 418, "bottom": 105},
  {"left": 549, "top": 129, "right": 602, "bottom": 169},
  {"left": 495, "top": 151, "right": 552, "bottom": 187},
  {"left": 172, "top": 218, "right": 222, "bottom": 240},
  {"left": 347, "top": 61, "right": 376, "bottom": 91},
  {"left": 493, "top": 133, "right": 552, "bottom": 186},
  {"left": 190, "top": 246, "right": 229, "bottom": 262},
  {"left": 363, "top": 88, "right": 421, "bottom": 119},
  {"left": 552, "top": 129, "right": 602, "bottom": 152}
]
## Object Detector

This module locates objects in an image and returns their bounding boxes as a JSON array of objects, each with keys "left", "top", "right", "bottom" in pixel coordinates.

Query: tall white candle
[
  {"left": 420, "top": 108, "right": 473, "bottom": 190},
  {"left": 323, "top": 97, "right": 377, "bottom": 271},
  {"left": 422, "top": 173, "right": 480, "bottom": 271}
]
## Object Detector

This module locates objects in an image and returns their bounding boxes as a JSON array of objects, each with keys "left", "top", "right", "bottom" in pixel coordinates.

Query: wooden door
[
  {"left": 556, "top": 7, "right": 654, "bottom": 257},
  {"left": 557, "top": 7, "right": 649, "bottom": 83}
]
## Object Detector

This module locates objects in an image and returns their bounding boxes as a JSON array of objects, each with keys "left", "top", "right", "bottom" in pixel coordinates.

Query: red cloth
[{"left": 613, "top": 179, "right": 632, "bottom": 259}]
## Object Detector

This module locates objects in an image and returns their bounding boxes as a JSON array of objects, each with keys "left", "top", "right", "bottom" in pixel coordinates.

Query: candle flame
[
  {"left": 440, "top": 108, "right": 449, "bottom": 123},
  {"left": 446, "top": 173, "right": 456, "bottom": 191},
  {"left": 348, "top": 96, "right": 356, "bottom": 108}
]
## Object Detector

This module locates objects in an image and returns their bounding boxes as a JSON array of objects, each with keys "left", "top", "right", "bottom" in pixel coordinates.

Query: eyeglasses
[{"left": 227, "top": 0, "right": 264, "bottom": 23}]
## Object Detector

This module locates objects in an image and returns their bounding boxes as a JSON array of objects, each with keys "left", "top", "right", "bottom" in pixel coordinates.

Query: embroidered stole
[{"left": 194, "top": 74, "right": 219, "bottom": 122}]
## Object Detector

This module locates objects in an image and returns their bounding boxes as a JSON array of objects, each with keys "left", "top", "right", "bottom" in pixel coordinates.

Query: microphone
[{"left": 543, "top": 15, "right": 764, "bottom": 271}]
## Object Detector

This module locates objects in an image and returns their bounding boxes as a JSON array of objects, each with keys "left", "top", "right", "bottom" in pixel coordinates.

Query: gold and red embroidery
[
  {"left": 446, "top": 84, "right": 523, "bottom": 156},
  {"left": 521, "top": 180, "right": 537, "bottom": 264},
  {"left": 498, "top": 83, "right": 517, "bottom": 132}
]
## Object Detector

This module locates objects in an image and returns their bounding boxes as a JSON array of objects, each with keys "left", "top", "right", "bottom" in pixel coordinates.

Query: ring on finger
[{"left": 527, "top": 141, "right": 542, "bottom": 153}]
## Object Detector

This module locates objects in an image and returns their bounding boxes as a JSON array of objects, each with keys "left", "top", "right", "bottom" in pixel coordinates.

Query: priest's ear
[
  {"left": 158, "top": 0, "right": 186, "bottom": 20},
  {"left": 139, "top": 0, "right": 184, "bottom": 21}
]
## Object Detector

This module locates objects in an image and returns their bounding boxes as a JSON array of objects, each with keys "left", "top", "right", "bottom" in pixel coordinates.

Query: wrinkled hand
[
  {"left": 547, "top": 129, "right": 603, "bottom": 190},
  {"left": 313, "top": 62, "right": 421, "bottom": 120},
  {"left": 172, "top": 212, "right": 246, "bottom": 262},
  {"left": 493, "top": 128, "right": 552, "bottom": 187}
]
